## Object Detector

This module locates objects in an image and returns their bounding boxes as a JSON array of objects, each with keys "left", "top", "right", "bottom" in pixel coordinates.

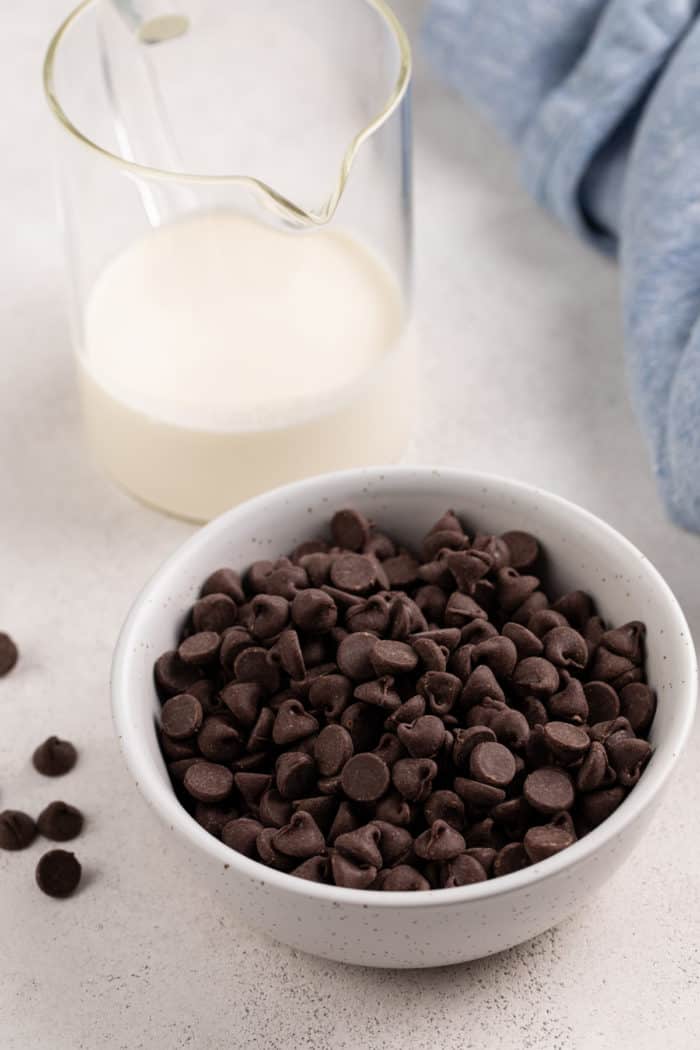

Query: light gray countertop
[{"left": 2, "top": 3, "right": 699, "bottom": 1048}]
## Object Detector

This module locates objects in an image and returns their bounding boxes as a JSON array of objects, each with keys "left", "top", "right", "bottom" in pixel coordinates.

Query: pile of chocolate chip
[
  {"left": 0, "top": 729, "right": 84, "bottom": 898},
  {"left": 155, "top": 508, "right": 655, "bottom": 891}
]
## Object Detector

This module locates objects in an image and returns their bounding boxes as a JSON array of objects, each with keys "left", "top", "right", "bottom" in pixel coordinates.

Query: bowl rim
[{"left": 112, "top": 466, "right": 698, "bottom": 908}]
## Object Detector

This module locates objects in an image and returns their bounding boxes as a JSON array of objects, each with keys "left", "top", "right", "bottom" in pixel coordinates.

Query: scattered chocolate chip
[
  {"left": 195, "top": 802, "right": 239, "bottom": 838},
  {"left": 178, "top": 631, "right": 221, "bottom": 666},
  {"left": 35, "top": 849, "right": 82, "bottom": 898},
  {"left": 414, "top": 819, "right": 466, "bottom": 860},
  {"left": 331, "top": 508, "right": 371, "bottom": 551},
  {"left": 32, "top": 736, "right": 77, "bottom": 777},
  {"left": 0, "top": 632, "right": 19, "bottom": 676},
  {"left": 36, "top": 801, "right": 83, "bottom": 842},
  {"left": 0, "top": 810, "right": 36, "bottom": 850},
  {"left": 501, "top": 531, "right": 539, "bottom": 570},
  {"left": 469, "top": 741, "right": 516, "bottom": 788}
]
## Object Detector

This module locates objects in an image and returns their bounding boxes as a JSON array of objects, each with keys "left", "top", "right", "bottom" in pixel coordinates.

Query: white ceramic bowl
[{"left": 112, "top": 467, "right": 696, "bottom": 968}]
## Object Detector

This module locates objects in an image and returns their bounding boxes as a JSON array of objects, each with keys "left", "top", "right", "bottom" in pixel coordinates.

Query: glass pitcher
[{"left": 43, "top": 0, "right": 414, "bottom": 522}]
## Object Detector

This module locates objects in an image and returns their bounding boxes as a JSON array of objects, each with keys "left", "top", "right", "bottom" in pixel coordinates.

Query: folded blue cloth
[{"left": 425, "top": 0, "right": 700, "bottom": 530}]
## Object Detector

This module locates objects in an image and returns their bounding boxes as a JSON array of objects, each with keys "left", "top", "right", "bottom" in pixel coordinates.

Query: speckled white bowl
[{"left": 112, "top": 467, "right": 696, "bottom": 967}]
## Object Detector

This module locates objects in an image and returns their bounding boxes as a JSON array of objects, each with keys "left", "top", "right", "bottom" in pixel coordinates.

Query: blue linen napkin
[{"left": 424, "top": 0, "right": 700, "bottom": 530}]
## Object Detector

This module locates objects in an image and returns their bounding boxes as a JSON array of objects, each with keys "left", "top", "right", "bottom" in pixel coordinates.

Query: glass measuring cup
[{"left": 43, "top": 0, "right": 413, "bottom": 522}]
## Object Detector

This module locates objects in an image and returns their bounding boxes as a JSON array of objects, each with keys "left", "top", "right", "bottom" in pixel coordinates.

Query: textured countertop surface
[{"left": 2, "top": 3, "right": 699, "bottom": 1048}]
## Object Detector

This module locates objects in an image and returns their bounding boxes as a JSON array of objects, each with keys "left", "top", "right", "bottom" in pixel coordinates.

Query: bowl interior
[{"left": 113, "top": 467, "right": 696, "bottom": 899}]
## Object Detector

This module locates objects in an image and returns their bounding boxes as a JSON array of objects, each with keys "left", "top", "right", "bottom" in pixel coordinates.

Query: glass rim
[{"left": 42, "top": 0, "right": 412, "bottom": 224}]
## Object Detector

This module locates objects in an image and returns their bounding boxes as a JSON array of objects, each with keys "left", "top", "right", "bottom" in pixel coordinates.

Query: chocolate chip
[
  {"left": 465, "top": 846, "right": 497, "bottom": 875},
  {"left": 370, "top": 821, "right": 412, "bottom": 866},
  {"left": 543, "top": 626, "right": 588, "bottom": 671},
  {"left": 178, "top": 631, "right": 220, "bottom": 666},
  {"left": 493, "top": 842, "right": 529, "bottom": 877},
  {"left": 380, "top": 864, "right": 430, "bottom": 891},
  {"left": 234, "top": 772, "right": 271, "bottom": 812},
  {"left": 444, "top": 592, "right": 487, "bottom": 628},
  {"left": 374, "top": 791, "right": 413, "bottom": 827},
  {"left": 161, "top": 693, "right": 204, "bottom": 739},
  {"left": 335, "top": 822, "right": 383, "bottom": 867},
  {"left": 510, "top": 591, "right": 549, "bottom": 625},
  {"left": 298, "top": 552, "right": 332, "bottom": 587},
  {"left": 496, "top": 568, "right": 540, "bottom": 613},
  {"left": 469, "top": 741, "right": 516, "bottom": 788},
  {"left": 353, "top": 678, "right": 399, "bottom": 716},
  {"left": 368, "top": 640, "right": 417, "bottom": 677},
  {"left": 265, "top": 564, "right": 309, "bottom": 599},
  {"left": 314, "top": 724, "right": 354, "bottom": 776},
  {"left": 155, "top": 651, "right": 202, "bottom": 697},
  {"left": 222, "top": 817, "right": 262, "bottom": 856},
  {"left": 490, "top": 707, "right": 530, "bottom": 750},
  {"left": 258, "top": 788, "right": 293, "bottom": 827},
  {"left": 201, "top": 568, "right": 245, "bottom": 603},
  {"left": 461, "top": 665, "right": 505, "bottom": 707},
  {"left": 552, "top": 591, "right": 594, "bottom": 630},
  {"left": 521, "top": 696, "right": 548, "bottom": 728},
  {"left": 291, "top": 588, "right": 338, "bottom": 634},
  {"left": 336, "top": 632, "right": 378, "bottom": 681},
  {"left": 414, "top": 820, "right": 466, "bottom": 861},
  {"left": 423, "top": 789, "right": 465, "bottom": 830},
  {"left": 293, "top": 796, "right": 337, "bottom": 835},
  {"left": 184, "top": 761, "right": 234, "bottom": 803},
  {"left": 383, "top": 553, "right": 420, "bottom": 588},
  {"left": 549, "top": 673, "right": 589, "bottom": 724},
  {"left": 454, "top": 778, "right": 506, "bottom": 812},
  {"left": 340, "top": 701, "right": 384, "bottom": 751},
  {"left": 272, "top": 699, "right": 318, "bottom": 746},
  {"left": 197, "top": 717, "right": 242, "bottom": 762},
  {"left": 501, "top": 531, "right": 539, "bottom": 571},
  {"left": 524, "top": 768, "right": 575, "bottom": 814},
  {"left": 330, "top": 851, "right": 377, "bottom": 889},
  {"left": 502, "top": 622, "right": 544, "bottom": 659},
  {"left": 251, "top": 745, "right": 294, "bottom": 795},
  {"left": 0, "top": 632, "right": 19, "bottom": 676},
  {"left": 579, "top": 786, "right": 626, "bottom": 828},
  {"left": 308, "top": 674, "right": 352, "bottom": 720},
  {"left": 341, "top": 752, "right": 390, "bottom": 802},
  {"left": 192, "top": 593, "right": 238, "bottom": 634},
  {"left": 528, "top": 609, "right": 568, "bottom": 638},
  {"left": 0, "top": 810, "right": 37, "bottom": 850},
  {"left": 234, "top": 646, "right": 280, "bottom": 694},
  {"left": 600, "top": 621, "right": 645, "bottom": 663},
  {"left": 35, "top": 849, "right": 81, "bottom": 898},
  {"left": 590, "top": 646, "right": 634, "bottom": 683},
  {"left": 273, "top": 811, "right": 325, "bottom": 858},
  {"left": 606, "top": 735, "right": 652, "bottom": 787},
  {"left": 36, "top": 801, "right": 83, "bottom": 842},
  {"left": 397, "top": 715, "right": 445, "bottom": 758},
  {"left": 331, "top": 508, "right": 371, "bottom": 551},
  {"left": 33, "top": 736, "right": 78, "bottom": 777},
  {"left": 441, "top": 853, "right": 487, "bottom": 887},
  {"left": 256, "top": 826, "right": 295, "bottom": 870},
  {"left": 446, "top": 550, "right": 492, "bottom": 593},
  {"left": 246, "top": 706, "right": 275, "bottom": 752},
  {"left": 220, "top": 682, "right": 261, "bottom": 729},
  {"left": 414, "top": 585, "right": 448, "bottom": 622},
  {"left": 391, "top": 758, "right": 437, "bottom": 802},
  {"left": 543, "top": 722, "right": 590, "bottom": 763},
  {"left": 292, "top": 540, "right": 329, "bottom": 562},
  {"left": 452, "top": 726, "right": 496, "bottom": 770},
  {"left": 329, "top": 553, "right": 376, "bottom": 594},
  {"left": 418, "top": 671, "right": 462, "bottom": 716},
  {"left": 512, "top": 657, "right": 560, "bottom": 697},
  {"left": 292, "top": 855, "right": 331, "bottom": 883},
  {"left": 194, "top": 802, "right": 239, "bottom": 838},
  {"left": 384, "top": 695, "right": 426, "bottom": 731},
  {"left": 219, "top": 627, "right": 253, "bottom": 673},
  {"left": 576, "top": 741, "right": 613, "bottom": 792},
  {"left": 620, "top": 683, "right": 656, "bottom": 734}
]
